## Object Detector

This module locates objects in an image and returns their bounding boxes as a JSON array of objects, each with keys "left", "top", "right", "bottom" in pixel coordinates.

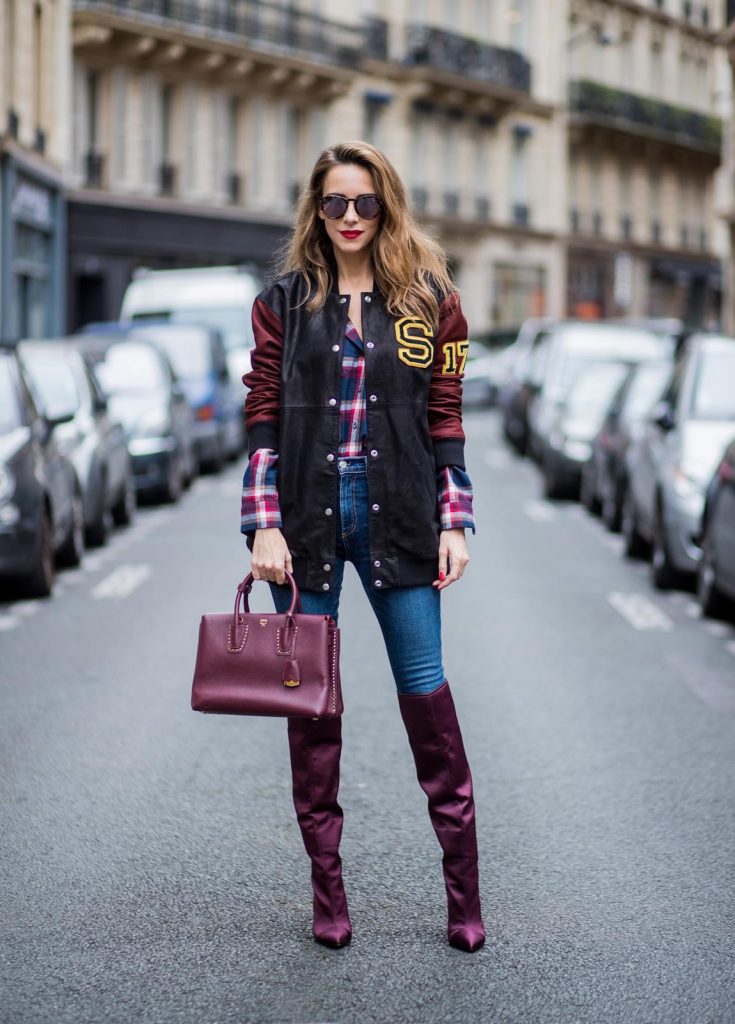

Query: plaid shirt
[{"left": 241, "top": 320, "right": 475, "bottom": 534}]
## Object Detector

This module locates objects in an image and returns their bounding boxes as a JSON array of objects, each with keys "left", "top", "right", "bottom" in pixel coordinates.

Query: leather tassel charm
[{"left": 283, "top": 659, "right": 301, "bottom": 687}]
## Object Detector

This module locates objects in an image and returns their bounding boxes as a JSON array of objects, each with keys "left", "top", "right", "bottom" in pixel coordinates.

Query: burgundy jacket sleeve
[
  {"left": 428, "top": 291, "right": 469, "bottom": 469},
  {"left": 242, "top": 296, "right": 282, "bottom": 456}
]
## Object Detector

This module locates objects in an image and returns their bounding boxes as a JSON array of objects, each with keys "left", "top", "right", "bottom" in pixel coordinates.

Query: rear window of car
[
  {"left": 622, "top": 363, "right": 672, "bottom": 422},
  {"left": 21, "top": 348, "right": 80, "bottom": 419},
  {"left": 0, "top": 355, "right": 22, "bottom": 431},
  {"left": 690, "top": 346, "right": 735, "bottom": 420},
  {"left": 95, "top": 343, "right": 168, "bottom": 394}
]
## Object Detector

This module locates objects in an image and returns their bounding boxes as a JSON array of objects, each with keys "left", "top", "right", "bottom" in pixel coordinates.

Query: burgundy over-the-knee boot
[
  {"left": 398, "top": 681, "right": 486, "bottom": 952},
  {"left": 287, "top": 715, "right": 352, "bottom": 948}
]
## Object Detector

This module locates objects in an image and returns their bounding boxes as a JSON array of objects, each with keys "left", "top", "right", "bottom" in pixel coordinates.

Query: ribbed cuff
[
  {"left": 433, "top": 437, "right": 465, "bottom": 470},
  {"left": 247, "top": 420, "right": 279, "bottom": 457}
]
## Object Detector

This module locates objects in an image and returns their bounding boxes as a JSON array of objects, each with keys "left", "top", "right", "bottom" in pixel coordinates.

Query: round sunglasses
[{"left": 319, "top": 193, "right": 383, "bottom": 220}]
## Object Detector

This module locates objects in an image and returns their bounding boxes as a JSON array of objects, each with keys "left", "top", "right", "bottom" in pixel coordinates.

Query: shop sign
[{"left": 12, "top": 178, "right": 52, "bottom": 228}]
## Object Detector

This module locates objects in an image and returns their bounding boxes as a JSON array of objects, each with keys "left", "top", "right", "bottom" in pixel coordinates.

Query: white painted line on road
[
  {"left": 608, "top": 591, "right": 674, "bottom": 631},
  {"left": 684, "top": 600, "right": 702, "bottom": 619},
  {"left": 7, "top": 600, "right": 40, "bottom": 617},
  {"left": 522, "top": 499, "right": 558, "bottom": 522},
  {"left": 0, "top": 614, "right": 18, "bottom": 632},
  {"left": 704, "top": 621, "right": 733, "bottom": 638},
  {"left": 92, "top": 564, "right": 151, "bottom": 599}
]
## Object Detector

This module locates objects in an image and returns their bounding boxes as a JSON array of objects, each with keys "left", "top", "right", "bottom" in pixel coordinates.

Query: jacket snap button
[
  {"left": 332, "top": 344, "right": 340, "bottom": 352},
  {"left": 366, "top": 341, "right": 374, "bottom": 349},
  {"left": 328, "top": 398, "right": 337, "bottom": 406},
  {"left": 370, "top": 449, "right": 378, "bottom": 457},
  {"left": 339, "top": 296, "right": 347, "bottom": 304},
  {"left": 325, "top": 507, "right": 333, "bottom": 516},
  {"left": 369, "top": 394, "right": 377, "bottom": 402},
  {"left": 372, "top": 503, "right": 380, "bottom": 511},
  {"left": 323, "top": 563, "right": 331, "bottom": 571},
  {"left": 374, "top": 559, "right": 381, "bottom": 567},
  {"left": 364, "top": 295, "right": 372, "bottom": 303},
  {"left": 326, "top": 453, "right": 334, "bottom": 461},
  {"left": 374, "top": 579, "right": 382, "bottom": 587},
  {"left": 322, "top": 583, "right": 330, "bottom": 591}
]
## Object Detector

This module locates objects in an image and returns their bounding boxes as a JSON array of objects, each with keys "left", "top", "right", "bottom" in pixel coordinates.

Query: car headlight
[
  {"left": 136, "top": 408, "right": 171, "bottom": 439},
  {"left": 0, "top": 464, "right": 14, "bottom": 504}
]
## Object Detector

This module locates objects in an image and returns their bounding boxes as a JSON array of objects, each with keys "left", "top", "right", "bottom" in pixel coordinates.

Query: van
[{"left": 119, "top": 265, "right": 262, "bottom": 385}]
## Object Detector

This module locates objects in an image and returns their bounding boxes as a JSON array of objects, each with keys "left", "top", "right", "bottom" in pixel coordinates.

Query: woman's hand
[
  {"left": 251, "top": 528, "right": 293, "bottom": 585},
  {"left": 433, "top": 528, "right": 469, "bottom": 591}
]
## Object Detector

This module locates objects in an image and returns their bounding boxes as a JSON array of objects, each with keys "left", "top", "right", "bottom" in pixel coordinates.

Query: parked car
[
  {"left": 586, "top": 361, "right": 674, "bottom": 529},
  {"left": 0, "top": 343, "right": 82, "bottom": 596},
  {"left": 77, "top": 336, "right": 197, "bottom": 503},
  {"left": 119, "top": 264, "right": 261, "bottom": 385},
  {"left": 130, "top": 323, "right": 244, "bottom": 466},
  {"left": 697, "top": 438, "right": 735, "bottom": 619},
  {"left": 18, "top": 340, "right": 135, "bottom": 546},
  {"left": 527, "top": 321, "right": 675, "bottom": 475},
  {"left": 543, "top": 359, "right": 633, "bottom": 500},
  {"left": 497, "top": 317, "right": 556, "bottom": 454},
  {"left": 622, "top": 334, "right": 735, "bottom": 589}
]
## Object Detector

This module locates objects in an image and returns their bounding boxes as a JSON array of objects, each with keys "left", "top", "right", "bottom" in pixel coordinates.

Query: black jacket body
[{"left": 243, "top": 271, "right": 469, "bottom": 592}]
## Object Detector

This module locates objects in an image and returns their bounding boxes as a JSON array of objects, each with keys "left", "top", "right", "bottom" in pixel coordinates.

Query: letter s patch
[{"left": 394, "top": 317, "right": 434, "bottom": 369}]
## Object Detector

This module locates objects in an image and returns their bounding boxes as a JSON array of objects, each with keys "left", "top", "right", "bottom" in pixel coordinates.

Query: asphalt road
[{"left": 2, "top": 410, "right": 734, "bottom": 1024}]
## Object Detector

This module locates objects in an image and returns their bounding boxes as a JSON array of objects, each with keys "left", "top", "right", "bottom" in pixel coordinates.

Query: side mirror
[{"left": 650, "top": 400, "right": 676, "bottom": 431}]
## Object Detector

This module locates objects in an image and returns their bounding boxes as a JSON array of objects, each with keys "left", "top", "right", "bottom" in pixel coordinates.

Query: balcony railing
[
  {"left": 404, "top": 25, "right": 531, "bottom": 94},
  {"left": 411, "top": 187, "right": 428, "bottom": 212},
  {"left": 72, "top": 0, "right": 363, "bottom": 69},
  {"left": 512, "top": 202, "right": 530, "bottom": 227},
  {"left": 569, "top": 80, "right": 722, "bottom": 155}
]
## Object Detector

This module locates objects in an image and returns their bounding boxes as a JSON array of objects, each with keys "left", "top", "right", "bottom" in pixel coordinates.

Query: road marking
[
  {"left": 92, "top": 564, "right": 151, "bottom": 599},
  {"left": 7, "top": 600, "right": 40, "bottom": 617},
  {"left": 704, "top": 621, "right": 733, "bottom": 638},
  {"left": 608, "top": 591, "right": 674, "bottom": 631},
  {"left": 522, "top": 499, "right": 558, "bottom": 522},
  {"left": 81, "top": 554, "right": 105, "bottom": 573}
]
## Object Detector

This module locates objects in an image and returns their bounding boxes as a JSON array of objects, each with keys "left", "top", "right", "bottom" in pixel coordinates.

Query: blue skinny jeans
[{"left": 269, "top": 456, "right": 446, "bottom": 695}]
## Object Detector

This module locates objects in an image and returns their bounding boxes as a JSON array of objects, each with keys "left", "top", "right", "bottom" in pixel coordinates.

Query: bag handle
[{"left": 234, "top": 571, "right": 301, "bottom": 627}]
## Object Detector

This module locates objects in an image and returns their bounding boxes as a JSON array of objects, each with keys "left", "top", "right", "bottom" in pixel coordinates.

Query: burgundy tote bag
[{"left": 191, "top": 572, "right": 342, "bottom": 718}]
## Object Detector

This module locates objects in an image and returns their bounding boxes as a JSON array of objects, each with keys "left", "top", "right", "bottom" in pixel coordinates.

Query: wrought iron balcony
[
  {"left": 569, "top": 80, "right": 722, "bottom": 156},
  {"left": 512, "top": 202, "right": 530, "bottom": 227},
  {"left": 72, "top": 0, "right": 363, "bottom": 69},
  {"left": 404, "top": 25, "right": 531, "bottom": 95}
]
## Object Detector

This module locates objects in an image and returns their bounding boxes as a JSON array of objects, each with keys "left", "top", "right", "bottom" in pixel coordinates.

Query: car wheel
[
  {"left": 57, "top": 489, "right": 86, "bottom": 568},
  {"left": 112, "top": 470, "right": 136, "bottom": 527},
  {"left": 163, "top": 453, "right": 184, "bottom": 504},
  {"left": 86, "top": 475, "right": 111, "bottom": 547},
  {"left": 602, "top": 476, "right": 623, "bottom": 533},
  {"left": 621, "top": 486, "right": 649, "bottom": 559},
  {"left": 580, "top": 462, "right": 600, "bottom": 515},
  {"left": 697, "top": 527, "right": 732, "bottom": 619},
  {"left": 650, "top": 502, "right": 681, "bottom": 591},
  {"left": 23, "top": 506, "right": 55, "bottom": 598}
]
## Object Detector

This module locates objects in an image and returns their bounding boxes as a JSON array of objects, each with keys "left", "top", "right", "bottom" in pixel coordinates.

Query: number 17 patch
[{"left": 442, "top": 340, "right": 469, "bottom": 375}]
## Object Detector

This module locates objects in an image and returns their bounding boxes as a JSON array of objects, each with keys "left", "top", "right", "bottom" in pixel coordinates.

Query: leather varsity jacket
[{"left": 242, "top": 271, "right": 470, "bottom": 592}]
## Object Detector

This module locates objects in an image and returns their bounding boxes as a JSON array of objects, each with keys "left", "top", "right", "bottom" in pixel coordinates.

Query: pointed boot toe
[
  {"left": 313, "top": 922, "right": 352, "bottom": 948},
  {"left": 448, "top": 924, "right": 486, "bottom": 953}
]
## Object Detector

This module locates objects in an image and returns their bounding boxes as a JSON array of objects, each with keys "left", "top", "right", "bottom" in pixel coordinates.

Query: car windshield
[
  {"left": 622, "top": 363, "right": 672, "bottom": 422},
  {"left": 550, "top": 327, "right": 673, "bottom": 396},
  {"left": 21, "top": 348, "right": 80, "bottom": 419},
  {"left": 567, "top": 363, "right": 630, "bottom": 413},
  {"left": 132, "top": 307, "right": 252, "bottom": 351},
  {"left": 95, "top": 343, "right": 167, "bottom": 395},
  {"left": 134, "top": 328, "right": 211, "bottom": 377},
  {"left": 690, "top": 347, "right": 735, "bottom": 420},
  {"left": 0, "top": 355, "right": 21, "bottom": 431}
]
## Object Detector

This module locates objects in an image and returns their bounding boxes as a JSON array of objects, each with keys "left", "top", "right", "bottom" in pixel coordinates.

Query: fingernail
[{"left": 439, "top": 571, "right": 445, "bottom": 580}]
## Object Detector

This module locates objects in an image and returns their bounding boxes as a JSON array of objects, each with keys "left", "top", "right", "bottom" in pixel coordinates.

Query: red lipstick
[{"left": 340, "top": 230, "right": 363, "bottom": 239}]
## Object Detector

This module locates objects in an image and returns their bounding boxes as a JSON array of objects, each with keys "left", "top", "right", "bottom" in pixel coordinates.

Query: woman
[{"left": 241, "top": 141, "right": 485, "bottom": 953}]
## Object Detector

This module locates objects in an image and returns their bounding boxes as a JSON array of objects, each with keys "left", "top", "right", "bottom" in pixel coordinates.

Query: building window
[
  {"left": 227, "top": 96, "right": 241, "bottom": 204},
  {"left": 618, "top": 161, "right": 632, "bottom": 240},
  {"left": 32, "top": 2, "right": 42, "bottom": 134},
  {"left": 508, "top": 0, "right": 532, "bottom": 54},
  {"left": 492, "top": 263, "right": 546, "bottom": 325},
  {"left": 650, "top": 44, "right": 663, "bottom": 98},
  {"left": 249, "top": 97, "right": 265, "bottom": 204},
  {"left": 363, "top": 93, "right": 391, "bottom": 149},
  {"left": 510, "top": 126, "right": 532, "bottom": 225},
  {"left": 112, "top": 70, "right": 127, "bottom": 186},
  {"left": 410, "top": 110, "right": 429, "bottom": 201}
]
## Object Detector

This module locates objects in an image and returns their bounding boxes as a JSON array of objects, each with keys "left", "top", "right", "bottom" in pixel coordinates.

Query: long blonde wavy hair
[{"left": 277, "top": 141, "right": 454, "bottom": 330}]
